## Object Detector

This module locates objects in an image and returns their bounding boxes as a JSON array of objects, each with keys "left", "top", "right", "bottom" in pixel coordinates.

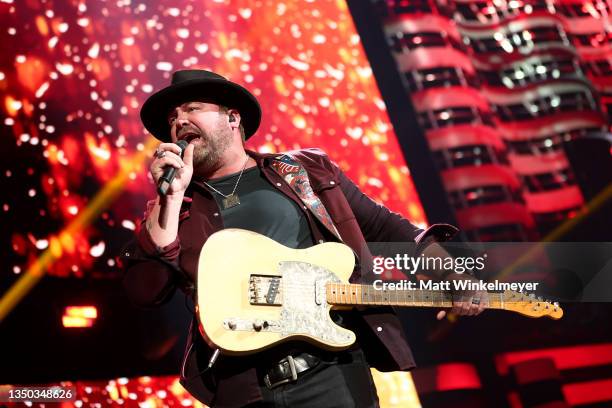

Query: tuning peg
[{"left": 553, "top": 302, "right": 559, "bottom": 307}]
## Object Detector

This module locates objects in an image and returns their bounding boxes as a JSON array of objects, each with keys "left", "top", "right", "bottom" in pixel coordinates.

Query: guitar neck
[{"left": 326, "top": 283, "right": 505, "bottom": 310}]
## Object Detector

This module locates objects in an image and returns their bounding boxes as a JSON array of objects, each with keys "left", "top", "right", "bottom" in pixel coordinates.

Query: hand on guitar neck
[
  {"left": 420, "top": 243, "right": 488, "bottom": 321},
  {"left": 436, "top": 272, "right": 488, "bottom": 320}
]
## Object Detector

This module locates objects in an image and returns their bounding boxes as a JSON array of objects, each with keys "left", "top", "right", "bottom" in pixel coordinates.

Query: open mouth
[{"left": 178, "top": 131, "right": 200, "bottom": 143}]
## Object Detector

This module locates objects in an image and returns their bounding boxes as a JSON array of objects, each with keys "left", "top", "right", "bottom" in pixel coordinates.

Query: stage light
[{"left": 62, "top": 306, "right": 97, "bottom": 328}]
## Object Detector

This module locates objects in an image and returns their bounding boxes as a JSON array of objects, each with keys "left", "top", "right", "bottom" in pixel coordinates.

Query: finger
[
  {"left": 460, "top": 301, "right": 471, "bottom": 316},
  {"left": 436, "top": 310, "right": 446, "bottom": 320},
  {"left": 465, "top": 298, "right": 479, "bottom": 316},
  {"left": 158, "top": 151, "right": 185, "bottom": 168},
  {"left": 155, "top": 156, "right": 184, "bottom": 174},
  {"left": 468, "top": 302, "right": 479, "bottom": 316},
  {"left": 451, "top": 302, "right": 463, "bottom": 315},
  {"left": 158, "top": 142, "right": 183, "bottom": 155},
  {"left": 183, "top": 143, "right": 194, "bottom": 167},
  {"left": 477, "top": 297, "right": 487, "bottom": 315},
  {"left": 477, "top": 303, "right": 486, "bottom": 315}
]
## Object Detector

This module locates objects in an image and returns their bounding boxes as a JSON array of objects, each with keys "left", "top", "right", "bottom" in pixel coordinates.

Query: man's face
[{"left": 167, "top": 101, "right": 234, "bottom": 172}]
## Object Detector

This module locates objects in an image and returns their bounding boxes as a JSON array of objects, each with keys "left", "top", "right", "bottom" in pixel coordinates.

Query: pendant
[{"left": 222, "top": 194, "right": 240, "bottom": 209}]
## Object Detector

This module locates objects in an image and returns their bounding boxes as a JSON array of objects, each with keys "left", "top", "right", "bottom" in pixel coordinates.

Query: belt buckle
[{"left": 264, "top": 355, "right": 298, "bottom": 389}]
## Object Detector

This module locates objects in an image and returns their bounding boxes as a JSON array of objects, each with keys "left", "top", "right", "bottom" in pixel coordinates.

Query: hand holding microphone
[{"left": 150, "top": 140, "right": 194, "bottom": 197}]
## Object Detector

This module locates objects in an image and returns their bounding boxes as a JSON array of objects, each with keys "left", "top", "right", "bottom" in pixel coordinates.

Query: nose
[
  {"left": 175, "top": 110, "right": 190, "bottom": 128},
  {"left": 172, "top": 112, "right": 190, "bottom": 138}
]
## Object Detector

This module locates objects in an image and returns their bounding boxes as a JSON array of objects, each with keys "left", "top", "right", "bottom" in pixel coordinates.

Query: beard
[{"left": 190, "top": 118, "right": 233, "bottom": 177}]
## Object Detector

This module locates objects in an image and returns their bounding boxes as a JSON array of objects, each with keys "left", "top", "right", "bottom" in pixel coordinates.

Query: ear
[{"left": 227, "top": 109, "right": 241, "bottom": 129}]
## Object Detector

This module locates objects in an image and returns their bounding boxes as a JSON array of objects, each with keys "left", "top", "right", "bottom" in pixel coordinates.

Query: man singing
[{"left": 123, "top": 69, "right": 484, "bottom": 407}]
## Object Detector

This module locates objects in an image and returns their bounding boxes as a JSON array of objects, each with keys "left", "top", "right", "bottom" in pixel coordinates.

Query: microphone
[{"left": 157, "top": 140, "right": 189, "bottom": 196}]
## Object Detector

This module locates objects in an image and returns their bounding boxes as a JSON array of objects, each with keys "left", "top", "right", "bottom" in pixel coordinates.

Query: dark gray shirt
[{"left": 206, "top": 166, "right": 313, "bottom": 249}]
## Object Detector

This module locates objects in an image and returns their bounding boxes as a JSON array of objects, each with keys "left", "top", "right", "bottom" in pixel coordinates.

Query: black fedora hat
[{"left": 140, "top": 70, "right": 261, "bottom": 142}]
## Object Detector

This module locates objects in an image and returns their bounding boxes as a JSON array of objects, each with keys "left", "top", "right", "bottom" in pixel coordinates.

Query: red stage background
[{"left": 0, "top": 0, "right": 425, "bottom": 281}]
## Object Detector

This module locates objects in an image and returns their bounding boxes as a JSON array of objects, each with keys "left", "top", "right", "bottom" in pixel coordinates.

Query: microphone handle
[{"left": 157, "top": 140, "right": 189, "bottom": 196}]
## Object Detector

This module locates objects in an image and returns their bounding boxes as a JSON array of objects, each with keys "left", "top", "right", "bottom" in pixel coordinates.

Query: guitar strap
[{"left": 269, "top": 154, "right": 342, "bottom": 242}]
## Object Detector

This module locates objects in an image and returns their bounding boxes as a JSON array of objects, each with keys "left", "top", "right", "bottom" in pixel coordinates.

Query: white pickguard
[{"left": 277, "top": 261, "right": 354, "bottom": 345}]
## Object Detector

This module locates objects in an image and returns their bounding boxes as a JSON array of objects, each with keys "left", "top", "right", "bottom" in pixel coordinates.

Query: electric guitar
[{"left": 196, "top": 229, "right": 563, "bottom": 355}]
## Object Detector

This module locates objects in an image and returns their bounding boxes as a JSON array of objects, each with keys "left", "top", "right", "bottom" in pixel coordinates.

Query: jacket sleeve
[
  {"left": 295, "top": 147, "right": 459, "bottom": 248},
  {"left": 120, "top": 200, "right": 184, "bottom": 308},
  {"left": 336, "top": 166, "right": 458, "bottom": 250}
]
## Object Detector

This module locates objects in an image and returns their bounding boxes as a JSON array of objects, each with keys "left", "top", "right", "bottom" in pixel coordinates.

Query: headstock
[{"left": 502, "top": 290, "right": 563, "bottom": 319}]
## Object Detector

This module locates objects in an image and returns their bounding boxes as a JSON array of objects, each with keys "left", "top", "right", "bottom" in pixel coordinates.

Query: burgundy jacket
[{"left": 122, "top": 148, "right": 457, "bottom": 407}]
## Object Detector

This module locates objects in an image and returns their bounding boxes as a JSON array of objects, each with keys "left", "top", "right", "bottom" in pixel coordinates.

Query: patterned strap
[{"left": 270, "top": 154, "right": 342, "bottom": 241}]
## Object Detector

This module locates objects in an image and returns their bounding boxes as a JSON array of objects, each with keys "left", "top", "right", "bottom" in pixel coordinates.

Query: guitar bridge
[{"left": 249, "top": 274, "right": 283, "bottom": 306}]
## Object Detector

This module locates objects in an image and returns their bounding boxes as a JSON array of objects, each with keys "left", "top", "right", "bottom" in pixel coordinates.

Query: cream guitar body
[
  {"left": 196, "top": 229, "right": 562, "bottom": 356},
  {"left": 197, "top": 228, "right": 357, "bottom": 355}
]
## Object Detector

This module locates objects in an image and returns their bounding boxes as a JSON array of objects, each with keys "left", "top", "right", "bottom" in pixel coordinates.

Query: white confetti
[
  {"left": 35, "top": 239, "right": 48, "bottom": 249},
  {"left": 195, "top": 43, "right": 208, "bottom": 54},
  {"left": 35, "top": 82, "right": 50, "bottom": 98},
  {"left": 313, "top": 34, "right": 326, "bottom": 44},
  {"left": 56, "top": 62, "right": 74, "bottom": 75},
  {"left": 176, "top": 28, "right": 189, "bottom": 39},
  {"left": 156, "top": 61, "right": 173, "bottom": 71},
  {"left": 90, "top": 241, "right": 105, "bottom": 257},
  {"left": 283, "top": 56, "right": 309, "bottom": 71},
  {"left": 88, "top": 43, "right": 100, "bottom": 58},
  {"left": 238, "top": 8, "right": 252, "bottom": 19},
  {"left": 121, "top": 220, "right": 136, "bottom": 230}
]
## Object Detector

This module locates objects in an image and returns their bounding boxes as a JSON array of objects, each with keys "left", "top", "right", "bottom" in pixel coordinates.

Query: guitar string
[
  {"left": 259, "top": 282, "right": 525, "bottom": 300},
  {"left": 256, "top": 283, "right": 558, "bottom": 311},
  {"left": 252, "top": 283, "right": 544, "bottom": 308},
  {"left": 263, "top": 282, "right": 514, "bottom": 298},
  {"left": 266, "top": 281, "right": 536, "bottom": 303}
]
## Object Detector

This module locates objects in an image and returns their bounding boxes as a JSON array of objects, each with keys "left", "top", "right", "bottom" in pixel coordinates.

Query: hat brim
[{"left": 140, "top": 78, "right": 261, "bottom": 142}]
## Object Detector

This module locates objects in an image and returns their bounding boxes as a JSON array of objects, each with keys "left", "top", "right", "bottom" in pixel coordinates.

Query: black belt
[{"left": 263, "top": 353, "right": 321, "bottom": 389}]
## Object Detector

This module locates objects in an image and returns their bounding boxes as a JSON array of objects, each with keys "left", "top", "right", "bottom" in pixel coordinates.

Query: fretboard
[{"left": 326, "top": 283, "right": 505, "bottom": 309}]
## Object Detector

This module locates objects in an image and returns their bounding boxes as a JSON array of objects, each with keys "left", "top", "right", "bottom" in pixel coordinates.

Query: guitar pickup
[{"left": 266, "top": 277, "right": 281, "bottom": 304}]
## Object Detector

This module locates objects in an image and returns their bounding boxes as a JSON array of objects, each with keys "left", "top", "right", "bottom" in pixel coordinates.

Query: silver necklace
[{"left": 202, "top": 156, "right": 250, "bottom": 209}]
